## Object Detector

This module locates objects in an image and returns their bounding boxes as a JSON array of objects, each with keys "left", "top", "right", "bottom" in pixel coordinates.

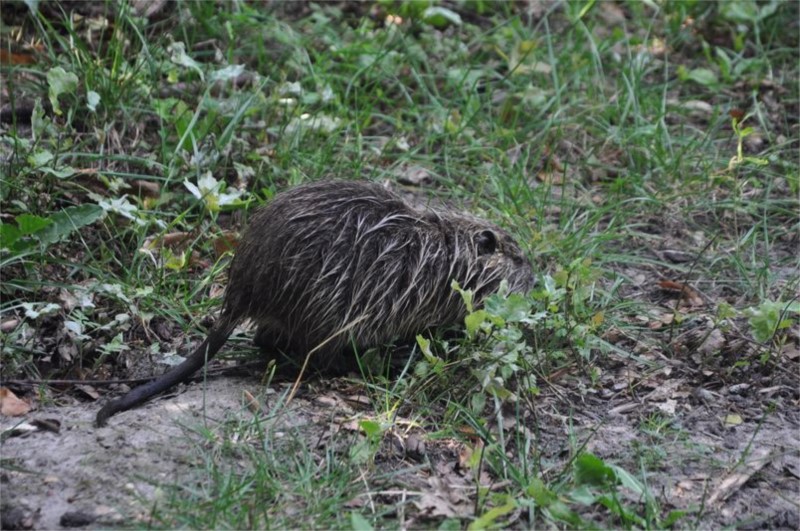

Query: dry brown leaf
[
  {"left": 395, "top": 165, "right": 433, "bottom": 187},
  {"left": 781, "top": 342, "right": 800, "bottom": 361},
  {"left": 413, "top": 492, "right": 458, "bottom": 518},
  {"left": 243, "top": 390, "right": 261, "bottom": 414},
  {"left": 343, "top": 394, "right": 371, "bottom": 408},
  {"left": 0, "top": 49, "right": 37, "bottom": 65},
  {"left": 0, "top": 388, "right": 31, "bottom": 416},
  {"left": 141, "top": 232, "right": 192, "bottom": 253},
  {"left": 536, "top": 171, "right": 563, "bottom": 185},
  {"left": 708, "top": 447, "right": 772, "bottom": 505},
  {"left": 648, "top": 312, "right": 675, "bottom": 330},
  {"left": 313, "top": 395, "right": 340, "bottom": 409},
  {"left": 697, "top": 328, "right": 725, "bottom": 355},
  {"left": 658, "top": 280, "right": 704, "bottom": 307},
  {"left": 161, "top": 232, "right": 193, "bottom": 248},
  {"left": 75, "top": 384, "right": 100, "bottom": 400},
  {"left": 213, "top": 231, "right": 239, "bottom": 258},
  {"left": 1, "top": 318, "right": 20, "bottom": 333}
]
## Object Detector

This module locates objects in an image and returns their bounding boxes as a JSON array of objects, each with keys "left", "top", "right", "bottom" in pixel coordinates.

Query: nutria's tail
[{"left": 95, "top": 317, "right": 237, "bottom": 427}]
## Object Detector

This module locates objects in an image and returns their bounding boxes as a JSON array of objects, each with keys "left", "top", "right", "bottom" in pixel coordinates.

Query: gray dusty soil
[
  {"left": 3, "top": 369, "right": 799, "bottom": 529},
  {"left": 1, "top": 379, "right": 291, "bottom": 529}
]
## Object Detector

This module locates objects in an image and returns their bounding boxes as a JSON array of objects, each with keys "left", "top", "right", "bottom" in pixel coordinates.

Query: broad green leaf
[
  {"left": 608, "top": 464, "right": 645, "bottom": 495},
  {"left": 469, "top": 499, "right": 516, "bottom": 530},
  {"left": 0, "top": 223, "right": 22, "bottom": 249},
  {"left": 37, "top": 204, "right": 105, "bottom": 245},
  {"left": 547, "top": 500, "right": 584, "bottom": 527},
  {"left": 164, "top": 249, "right": 187, "bottom": 271},
  {"left": 39, "top": 165, "right": 77, "bottom": 179},
  {"left": 47, "top": 66, "right": 79, "bottom": 115},
  {"left": 570, "top": 485, "right": 597, "bottom": 505},
  {"left": 720, "top": 0, "right": 757, "bottom": 22},
  {"left": 464, "top": 309, "right": 488, "bottom": 337},
  {"left": 574, "top": 453, "right": 616, "bottom": 487},
  {"left": 747, "top": 300, "right": 799, "bottom": 343},
  {"left": 484, "top": 293, "right": 531, "bottom": 322},
  {"left": 16, "top": 214, "right": 52, "bottom": 235},
  {"left": 350, "top": 512, "right": 373, "bottom": 531},
  {"left": 470, "top": 391, "right": 485, "bottom": 414},
  {"left": 422, "top": 6, "right": 462, "bottom": 28},
  {"left": 686, "top": 68, "right": 718, "bottom": 87},
  {"left": 452, "top": 279, "right": 474, "bottom": 312},
  {"left": 526, "top": 478, "right": 555, "bottom": 505},
  {"left": 359, "top": 419, "right": 382, "bottom": 440},
  {"left": 28, "top": 150, "right": 54, "bottom": 167}
]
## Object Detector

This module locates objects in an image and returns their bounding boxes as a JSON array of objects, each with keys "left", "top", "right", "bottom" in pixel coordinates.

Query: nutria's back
[{"left": 96, "top": 180, "right": 532, "bottom": 425}]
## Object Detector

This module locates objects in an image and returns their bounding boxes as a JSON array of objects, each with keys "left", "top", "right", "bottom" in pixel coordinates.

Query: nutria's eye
[{"left": 475, "top": 230, "right": 497, "bottom": 255}]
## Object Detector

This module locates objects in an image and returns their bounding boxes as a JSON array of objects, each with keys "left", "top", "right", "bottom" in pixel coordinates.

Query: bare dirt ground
[{"left": 3, "top": 355, "right": 798, "bottom": 529}]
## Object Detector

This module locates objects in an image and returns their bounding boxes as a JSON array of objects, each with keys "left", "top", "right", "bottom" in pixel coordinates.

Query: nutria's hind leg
[{"left": 253, "top": 319, "right": 288, "bottom": 351}]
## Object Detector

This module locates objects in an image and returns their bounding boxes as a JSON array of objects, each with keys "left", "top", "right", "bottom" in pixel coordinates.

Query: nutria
[{"left": 95, "top": 180, "right": 533, "bottom": 426}]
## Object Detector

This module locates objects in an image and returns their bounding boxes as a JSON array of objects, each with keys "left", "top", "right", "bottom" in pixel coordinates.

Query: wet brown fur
[{"left": 96, "top": 180, "right": 533, "bottom": 426}]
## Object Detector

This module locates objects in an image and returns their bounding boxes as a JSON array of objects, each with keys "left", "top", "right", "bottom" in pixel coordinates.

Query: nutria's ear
[{"left": 475, "top": 230, "right": 497, "bottom": 255}]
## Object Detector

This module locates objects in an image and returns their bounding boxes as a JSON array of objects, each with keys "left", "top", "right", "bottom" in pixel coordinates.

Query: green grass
[{"left": 1, "top": 0, "right": 798, "bottom": 528}]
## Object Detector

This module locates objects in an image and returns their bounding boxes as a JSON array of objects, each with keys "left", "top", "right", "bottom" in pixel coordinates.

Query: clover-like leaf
[{"left": 47, "top": 67, "right": 79, "bottom": 115}]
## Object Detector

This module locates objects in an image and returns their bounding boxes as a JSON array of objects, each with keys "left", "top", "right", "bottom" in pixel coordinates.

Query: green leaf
[
  {"left": 470, "top": 391, "right": 485, "bottom": 414},
  {"left": 37, "top": 204, "right": 105, "bottom": 246},
  {"left": 469, "top": 499, "right": 516, "bottom": 530},
  {"left": 350, "top": 512, "right": 373, "bottom": 531},
  {"left": 662, "top": 509, "right": 690, "bottom": 527},
  {"left": 526, "top": 478, "right": 556, "bottom": 506},
  {"left": 28, "top": 150, "right": 54, "bottom": 167},
  {"left": 0, "top": 223, "right": 22, "bottom": 249},
  {"left": 546, "top": 500, "right": 584, "bottom": 527},
  {"left": 686, "top": 68, "right": 718, "bottom": 87},
  {"left": 39, "top": 165, "right": 77, "bottom": 179},
  {"left": 164, "top": 249, "right": 188, "bottom": 271},
  {"left": 574, "top": 453, "right": 616, "bottom": 487},
  {"left": 608, "top": 464, "right": 645, "bottom": 496},
  {"left": 570, "top": 485, "right": 597, "bottom": 505},
  {"left": 359, "top": 419, "right": 382, "bottom": 441},
  {"left": 47, "top": 66, "right": 79, "bottom": 115},
  {"left": 31, "top": 99, "right": 47, "bottom": 140},
  {"left": 16, "top": 214, "right": 52, "bottom": 235},
  {"left": 719, "top": 0, "right": 763, "bottom": 23},
  {"left": 747, "top": 302, "right": 777, "bottom": 342},
  {"left": 464, "top": 309, "right": 489, "bottom": 337},
  {"left": 422, "top": 6, "right": 462, "bottom": 28},
  {"left": 484, "top": 293, "right": 531, "bottom": 322}
]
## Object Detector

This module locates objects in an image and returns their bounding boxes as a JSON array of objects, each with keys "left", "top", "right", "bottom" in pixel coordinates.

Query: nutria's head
[{"left": 442, "top": 214, "right": 534, "bottom": 302}]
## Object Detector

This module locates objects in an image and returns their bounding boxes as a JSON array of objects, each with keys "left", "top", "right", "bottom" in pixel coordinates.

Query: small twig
[{"left": 286, "top": 315, "right": 369, "bottom": 406}]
